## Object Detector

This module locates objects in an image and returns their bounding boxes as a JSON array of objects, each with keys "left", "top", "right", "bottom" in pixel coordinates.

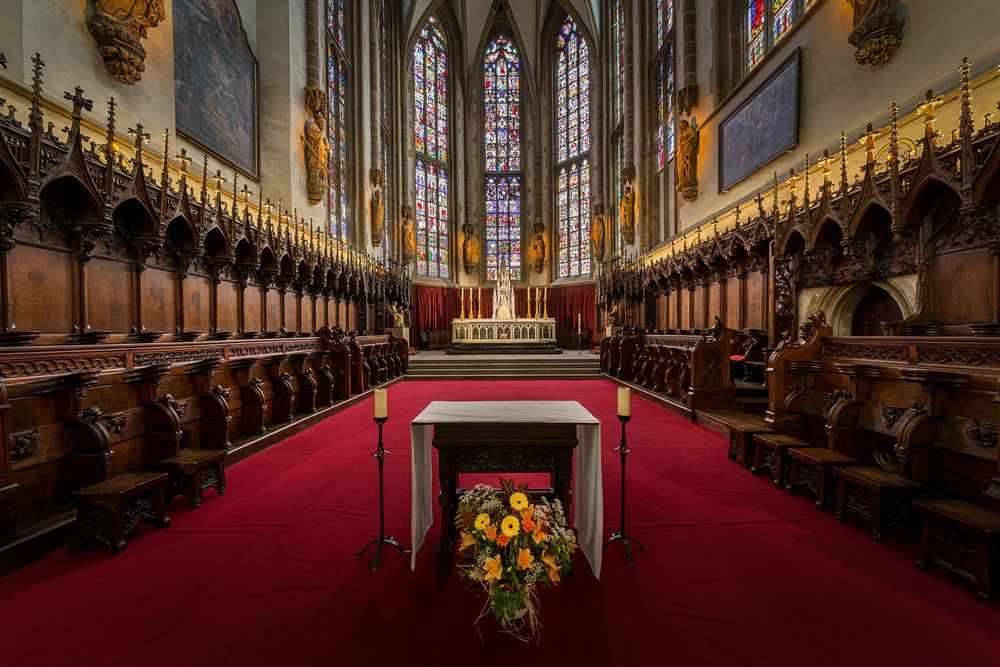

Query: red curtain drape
[
  {"left": 548, "top": 283, "right": 597, "bottom": 347},
  {"left": 411, "top": 285, "right": 459, "bottom": 345}
]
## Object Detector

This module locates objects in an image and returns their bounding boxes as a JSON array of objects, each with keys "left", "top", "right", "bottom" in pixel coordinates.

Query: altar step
[{"left": 407, "top": 355, "right": 602, "bottom": 380}]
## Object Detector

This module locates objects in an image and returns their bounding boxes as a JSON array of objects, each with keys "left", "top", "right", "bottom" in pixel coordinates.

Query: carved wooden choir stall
[{"left": 0, "top": 59, "right": 410, "bottom": 565}]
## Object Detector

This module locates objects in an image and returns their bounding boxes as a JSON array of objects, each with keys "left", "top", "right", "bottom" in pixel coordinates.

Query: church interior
[{"left": 2, "top": 0, "right": 1000, "bottom": 663}]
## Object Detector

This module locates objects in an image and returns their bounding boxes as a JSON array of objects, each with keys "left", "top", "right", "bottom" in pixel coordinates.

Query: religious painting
[
  {"left": 173, "top": 0, "right": 259, "bottom": 176},
  {"left": 719, "top": 48, "right": 799, "bottom": 192}
]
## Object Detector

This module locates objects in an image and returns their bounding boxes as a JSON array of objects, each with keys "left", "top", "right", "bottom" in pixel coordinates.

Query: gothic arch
[{"left": 798, "top": 278, "right": 915, "bottom": 337}]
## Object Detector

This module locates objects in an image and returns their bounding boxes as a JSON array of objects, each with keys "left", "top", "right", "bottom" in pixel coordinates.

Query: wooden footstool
[
  {"left": 69, "top": 473, "right": 171, "bottom": 555},
  {"left": 786, "top": 447, "right": 862, "bottom": 510},
  {"left": 725, "top": 414, "right": 773, "bottom": 469},
  {"left": 158, "top": 449, "right": 228, "bottom": 509},
  {"left": 751, "top": 433, "right": 814, "bottom": 487},
  {"left": 834, "top": 467, "right": 925, "bottom": 542},
  {"left": 913, "top": 499, "right": 1000, "bottom": 604}
]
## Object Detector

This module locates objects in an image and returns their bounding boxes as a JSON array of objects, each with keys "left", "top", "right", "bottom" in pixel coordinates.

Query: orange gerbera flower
[
  {"left": 521, "top": 517, "right": 535, "bottom": 533},
  {"left": 459, "top": 530, "right": 477, "bottom": 552},
  {"left": 483, "top": 555, "right": 502, "bottom": 582},
  {"left": 516, "top": 548, "right": 535, "bottom": 570},
  {"left": 484, "top": 524, "right": 497, "bottom": 542},
  {"left": 496, "top": 533, "right": 510, "bottom": 547}
]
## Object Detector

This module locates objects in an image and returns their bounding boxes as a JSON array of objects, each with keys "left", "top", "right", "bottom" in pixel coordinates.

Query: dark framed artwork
[
  {"left": 173, "top": 0, "right": 259, "bottom": 177},
  {"left": 719, "top": 48, "right": 800, "bottom": 192}
]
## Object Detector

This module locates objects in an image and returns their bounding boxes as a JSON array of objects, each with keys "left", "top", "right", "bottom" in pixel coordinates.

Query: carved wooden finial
[
  {"left": 917, "top": 88, "right": 944, "bottom": 141},
  {"left": 820, "top": 149, "right": 832, "bottom": 187},
  {"left": 860, "top": 123, "right": 879, "bottom": 165},
  {"left": 175, "top": 147, "right": 192, "bottom": 174},
  {"left": 802, "top": 154, "right": 811, "bottom": 204},
  {"left": 28, "top": 53, "right": 44, "bottom": 133},
  {"left": 211, "top": 169, "right": 225, "bottom": 194},
  {"left": 128, "top": 123, "right": 149, "bottom": 154},
  {"left": 64, "top": 87, "right": 93, "bottom": 140},
  {"left": 959, "top": 58, "right": 974, "bottom": 135}
]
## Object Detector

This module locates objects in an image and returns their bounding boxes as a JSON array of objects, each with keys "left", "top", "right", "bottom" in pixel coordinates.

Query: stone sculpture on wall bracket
[
  {"left": 461, "top": 223, "right": 480, "bottom": 275},
  {"left": 302, "top": 87, "right": 329, "bottom": 205},
  {"left": 370, "top": 168, "right": 385, "bottom": 246},
  {"left": 401, "top": 205, "right": 416, "bottom": 262},
  {"left": 86, "top": 0, "right": 165, "bottom": 85},
  {"left": 676, "top": 118, "right": 700, "bottom": 203},
  {"left": 847, "top": 0, "right": 906, "bottom": 67},
  {"left": 529, "top": 222, "right": 546, "bottom": 274},
  {"left": 591, "top": 205, "right": 606, "bottom": 264}
]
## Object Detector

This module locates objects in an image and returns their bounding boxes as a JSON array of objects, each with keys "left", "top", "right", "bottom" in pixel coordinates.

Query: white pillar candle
[
  {"left": 578, "top": 313, "right": 582, "bottom": 331},
  {"left": 617, "top": 387, "right": 630, "bottom": 417},
  {"left": 374, "top": 388, "right": 387, "bottom": 419}
]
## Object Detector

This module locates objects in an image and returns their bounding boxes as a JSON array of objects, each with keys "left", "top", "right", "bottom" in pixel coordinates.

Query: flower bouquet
[{"left": 454, "top": 479, "right": 577, "bottom": 641}]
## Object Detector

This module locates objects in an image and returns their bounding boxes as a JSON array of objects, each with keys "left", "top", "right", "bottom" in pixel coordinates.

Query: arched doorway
[{"left": 850, "top": 286, "right": 903, "bottom": 336}]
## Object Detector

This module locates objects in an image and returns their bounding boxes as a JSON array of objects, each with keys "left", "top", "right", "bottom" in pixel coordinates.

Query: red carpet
[{"left": 1, "top": 380, "right": 998, "bottom": 666}]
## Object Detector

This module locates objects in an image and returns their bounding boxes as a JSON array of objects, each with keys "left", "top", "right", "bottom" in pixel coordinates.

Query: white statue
[{"left": 492, "top": 255, "right": 515, "bottom": 320}]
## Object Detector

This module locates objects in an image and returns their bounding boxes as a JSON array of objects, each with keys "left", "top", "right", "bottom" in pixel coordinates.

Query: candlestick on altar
[
  {"left": 478, "top": 287, "right": 483, "bottom": 318},
  {"left": 544, "top": 286, "right": 548, "bottom": 318},
  {"left": 460, "top": 288, "right": 466, "bottom": 319}
]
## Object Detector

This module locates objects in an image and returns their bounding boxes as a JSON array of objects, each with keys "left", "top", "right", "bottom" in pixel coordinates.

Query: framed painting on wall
[
  {"left": 173, "top": 0, "right": 259, "bottom": 177},
  {"left": 719, "top": 48, "right": 800, "bottom": 193}
]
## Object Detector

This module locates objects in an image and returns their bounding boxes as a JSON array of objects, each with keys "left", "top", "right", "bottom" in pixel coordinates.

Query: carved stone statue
[
  {"left": 302, "top": 113, "right": 329, "bottom": 206},
  {"left": 370, "top": 186, "right": 385, "bottom": 246},
  {"left": 86, "top": 0, "right": 165, "bottom": 85},
  {"left": 848, "top": 0, "right": 906, "bottom": 67},
  {"left": 390, "top": 303, "right": 404, "bottom": 327},
  {"left": 461, "top": 223, "right": 480, "bottom": 275},
  {"left": 529, "top": 222, "right": 546, "bottom": 274},
  {"left": 401, "top": 205, "right": 416, "bottom": 262},
  {"left": 620, "top": 182, "right": 636, "bottom": 246},
  {"left": 591, "top": 205, "right": 606, "bottom": 263},
  {"left": 676, "top": 118, "right": 699, "bottom": 203}
]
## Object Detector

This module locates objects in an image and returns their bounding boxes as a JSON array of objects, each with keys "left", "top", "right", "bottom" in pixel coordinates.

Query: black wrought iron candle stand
[
  {"left": 356, "top": 416, "right": 409, "bottom": 571},
  {"left": 603, "top": 414, "right": 649, "bottom": 567}
]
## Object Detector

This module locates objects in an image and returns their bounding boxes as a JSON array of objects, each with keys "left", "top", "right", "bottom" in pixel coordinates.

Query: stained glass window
[
  {"left": 378, "top": 0, "right": 391, "bottom": 250},
  {"left": 413, "top": 17, "right": 449, "bottom": 278},
  {"left": 555, "top": 17, "right": 591, "bottom": 278},
  {"left": 483, "top": 34, "right": 522, "bottom": 280},
  {"left": 326, "top": 1, "right": 350, "bottom": 243},
  {"left": 657, "top": 0, "right": 674, "bottom": 48},
  {"left": 614, "top": 134, "right": 625, "bottom": 254},
  {"left": 414, "top": 18, "right": 448, "bottom": 163},
  {"left": 414, "top": 159, "right": 449, "bottom": 278},
  {"left": 746, "top": 0, "right": 812, "bottom": 72},
  {"left": 656, "top": 1, "right": 676, "bottom": 171},
  {"left": 612, "top": 0, "right": 625, "bottom": 125}
]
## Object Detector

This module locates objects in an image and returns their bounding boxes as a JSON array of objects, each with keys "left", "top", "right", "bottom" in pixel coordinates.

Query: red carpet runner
[{"left": 1, "top": 380, "right": 998, "bottom": 666}]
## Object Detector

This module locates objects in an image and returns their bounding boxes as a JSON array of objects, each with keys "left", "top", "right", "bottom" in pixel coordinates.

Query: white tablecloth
[{"left": 410, "top": 400, "right": 603, "bottom": 578}]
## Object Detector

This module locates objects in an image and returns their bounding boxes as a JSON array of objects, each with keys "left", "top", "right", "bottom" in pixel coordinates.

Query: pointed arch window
[
  {"left": 413, "top": 16, "right": 450, "bottom": 278},
  {"left": 654, "top": 0, "right": 676, "bottom": 170},
  {"left": 746, "top": 0, "right": 816, "bottom": 71},
  {"left": 378, "top": 0, "right": 392, "bottom": 250},
  {"left": 610, "top": 0, "right": 627, "bottom": 254},
  {"left": 326, "top": 0, "right": 351, "bottom": 242},
  {"left": 483, "top": 34, "right": 522, "bottom": 281},
  {"left": 555, "top": 16, "right": 591, "bottom": 278}
]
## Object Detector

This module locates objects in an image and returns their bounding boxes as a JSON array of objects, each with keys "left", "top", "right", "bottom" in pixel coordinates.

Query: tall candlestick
[
  {"left": 460, "top": 288, "right": 466, "bottom": 319},
  {"left": 617, "top": 387, "right": 630, "bottom": 417},
  {"left": 543, "top": 286, "right": 549, "bottom": 318},
  {"left": 374, "top": 388, "right": 387, "bottom": 419},
  {"left": 578, "top": 313, "right": 582, "bottom": 332}
]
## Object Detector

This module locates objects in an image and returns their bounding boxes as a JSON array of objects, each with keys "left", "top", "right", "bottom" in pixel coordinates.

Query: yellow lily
[
  {"left": 516, "top": 548, "right": 535, "bottom": 570},
  {"left": 483, "top": 555, "right": 502, "bottom": 582},
  {"left": 459, "top": 530, "right": 477, "bottom": 552}
]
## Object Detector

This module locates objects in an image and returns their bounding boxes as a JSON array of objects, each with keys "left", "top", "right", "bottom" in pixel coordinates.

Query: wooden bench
[
  {"left": 721, "top": 412, "right": 773, "bottom": 469},
  {"left": 834, "top": 467, "right": 925, "bottom": 542},
  {"left": 786, "top": 447, "right": 862, "bottom": 510},
  {"left": 913, "top": 499, "right": 1000, "bottom": 604},
  {"left": 69, "top": 472, "right": 171, "bottom": 555},
  {"left": 751, "top": 433, "right": 814, "bottom": 487},
  {"left": 158, "top": 449, "right": 228, "bottom": 509}
]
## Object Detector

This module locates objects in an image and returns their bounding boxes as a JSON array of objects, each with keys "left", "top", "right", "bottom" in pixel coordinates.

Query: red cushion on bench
[{"left": 729, "top": 355, "right": 746, "bottom": 362}]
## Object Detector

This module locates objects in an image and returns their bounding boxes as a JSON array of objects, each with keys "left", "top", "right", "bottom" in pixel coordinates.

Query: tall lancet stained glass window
[
  {"left": 555, "top": 17, "right": 591, "bottom": 278},
  {"left": 326, "top": 0, "right": 350, "bottom": 242},
  {"left": 483, "top": 34, "right": 522, "bottom": 280},
  {"left": 413, "top": 17, "right": 449, "bottom": 277}
]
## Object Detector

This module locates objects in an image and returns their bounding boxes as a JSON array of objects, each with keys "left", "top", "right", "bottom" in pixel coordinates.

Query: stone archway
[
  {"left": 797, "top": 276, "right": 916, "bottom": 336},
  {"left": 850, "top": 286, "right": 903, "bottom": 335}
]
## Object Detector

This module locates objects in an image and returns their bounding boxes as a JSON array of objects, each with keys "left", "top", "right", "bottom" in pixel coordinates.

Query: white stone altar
[{"left": 451, "top": 317, "right": 556, "bottom": 344}]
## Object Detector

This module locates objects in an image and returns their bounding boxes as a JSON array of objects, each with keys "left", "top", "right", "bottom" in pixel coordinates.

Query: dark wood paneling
[
  {"left": 217, "top": 281, "right": 240, "bottom": 332},
  {"left": 10, "top": 246, "right": 73, "bottom": 333},
  {"left": 89, "top": 258, "right": 132, "bottom": 333},
  {"left": 934, "top": 249, "right": 990, "bottom": 326},
  {"left": 141, "top": 267, "right": 176, "bottom": 333},
  {"left": 185, "top": 275, "right": 212, "bottom": 333},
  {"left": 746, "top": 271, "right": 764, "bottom": 330}
]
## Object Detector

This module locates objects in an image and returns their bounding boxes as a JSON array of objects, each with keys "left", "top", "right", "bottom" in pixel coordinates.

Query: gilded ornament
[
  {"left": 86, "top": 0, "right": 165, "bottom": 85},
  {"left": 370, "top": 169, "right": 385, "bottom": 246}
]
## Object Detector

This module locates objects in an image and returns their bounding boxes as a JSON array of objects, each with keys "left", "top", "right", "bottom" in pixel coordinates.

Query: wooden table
[
  {"left": 410, "top": 401, "right": 603, "bottom": 579},
  {"left": 433, "top": 422, "right": 577, "bottom": 579}
]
